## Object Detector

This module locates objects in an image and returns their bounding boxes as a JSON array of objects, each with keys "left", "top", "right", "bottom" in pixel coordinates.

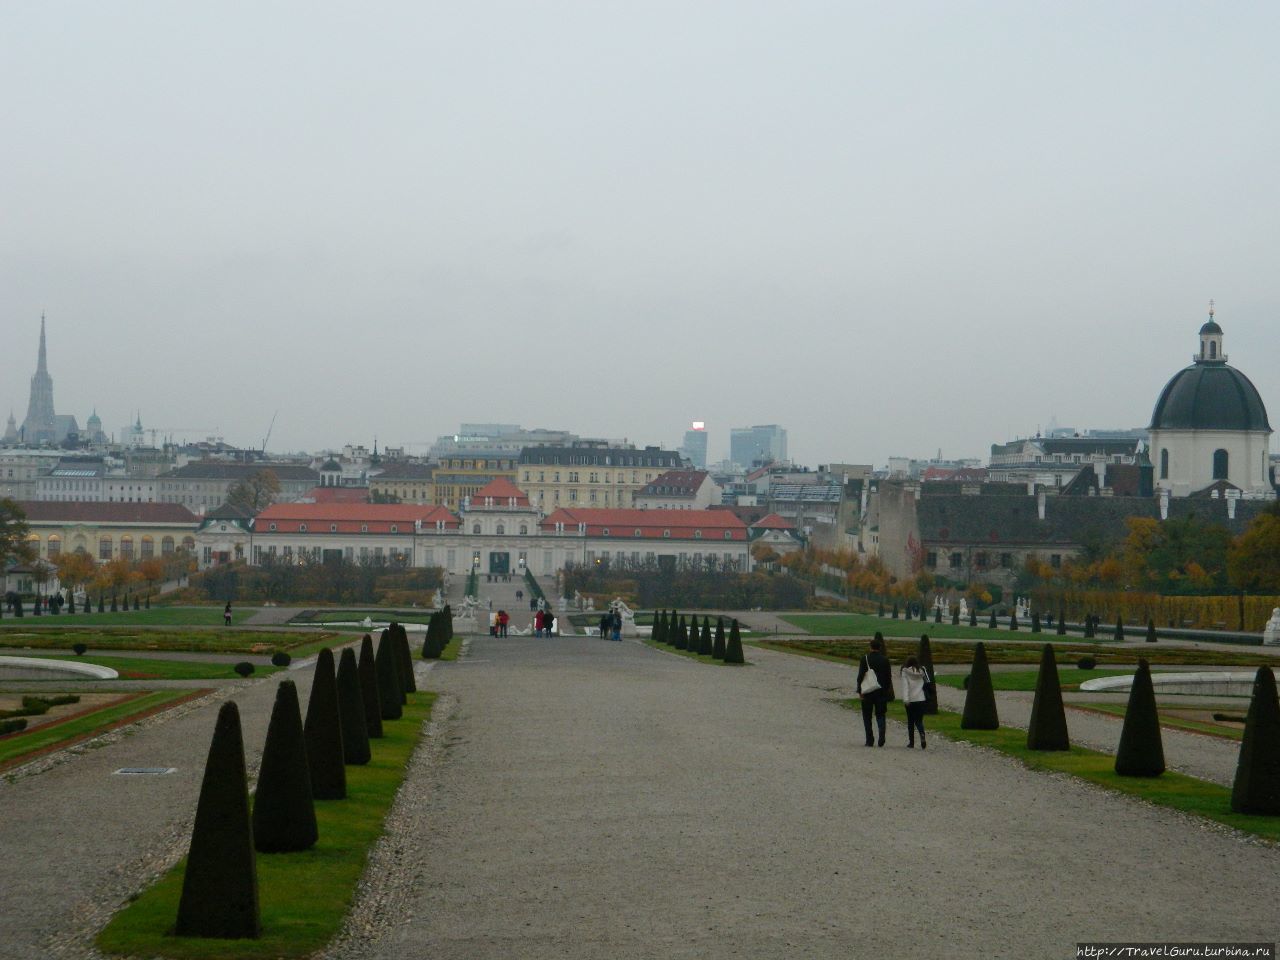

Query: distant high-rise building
[
  {"left": 730, "top": 424, "right": 787, "bottom": 468},
  {"left": 20, "top": 316, "right": 78, "bottom": 445},
  {"left": 680, "top": 421, "right": 708, "bottom": 468}
]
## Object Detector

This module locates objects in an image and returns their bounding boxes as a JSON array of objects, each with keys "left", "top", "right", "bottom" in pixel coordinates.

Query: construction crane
[{"left": 262, "top": 411, "right": 279, "bottom": 453}]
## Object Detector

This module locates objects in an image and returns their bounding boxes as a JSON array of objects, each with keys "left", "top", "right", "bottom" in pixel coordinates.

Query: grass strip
[
  {"left": 0, "top": 690, "right": 205, "bottom": 771},
  {"left": 439, "top": 637, "right": 462, "bottom": 662},
  {"left": 781, "top": 612, "right": 1081, "bottom": 642},
  {"left": 0, "top": 608, "right": 254, "bottom": 628},
  {"left": 97, "top": 692, "right": 436, "bottom": 959},
  {"left": 838, "top": 699, "right": 1279, "bottom": 844},
  {"left": 641, "top": 639, "right": 746, "bottom": 666},
  {"left": 1, "top": 653, "right": 284, "bottom": 682}
]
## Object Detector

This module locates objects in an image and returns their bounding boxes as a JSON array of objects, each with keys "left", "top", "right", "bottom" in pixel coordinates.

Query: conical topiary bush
[
  {"left": 969, "top": 608, "right": 977, "bottom": 628},
  {"left": 1084, "top": 615, "right": 1096, "bottom": 639},
  {"left": 375, "top": 631, "right": 403, "bottom": 721},
  {"left": 175, "top": 701, "right": 260, "bottom": 939},
  {"left": 1114, "top": 658, "right": 1164, "bottom": 777},
  {"left": 724, "top": 619, "right": 745, "bottom": 664},
  {"left": 1026, "top": 643, "right": 1070, "bottom": 751},
  {"left": 668, "top": 610, "right": 679, "bottom": 646},
  {"left": 1115, "top": 618, "right": 1125, "bottom": 642},
  {"left": 421, "top": 612, "right": 438, "bottom": 659},
  {"left": 934, "top": 606, "right": 942, "bottom": 624},
  {"left": 892, "top": 603, "right": 899, "bottom": 619},
  {"left": 961, "top": 642, "right": 999, "bottom": 730},
  {"left": 1009, "top": 612, "right": 1019, "bottom": 631},
  {"left": 336, "top": 648, "right": 371, "bottom": 765},
  {"left": 1031, "top": 611, "right": 1041, "bottom": 633},
  {"left": 988, "top": 610, "right": 997, "bottom": 630},
  {"left": 380, "top": 629, "right": 406, "bottom": 705},
  {"left": 304, "top": 648, "right": 346, "bottom": 800},
  {"left": 358, "top": 635, "right": 383, "bottom": 739},
  {"left": 920, "top": 605, "right": 928, "bottom": 623},
  {"left": 712, "top": 618, "right": 726, "bottom": 660},
  {"left": 651, "top": 611, "right": 663, "bottom": 645},
  {"left": 674, "top": 616, "right": 688, "bottom": 651},
  {"left": 698, "top": 617, "right": 713, "bottom": 656},
  {"left": 393, "top": 624, "right": 416, "bottom": 693},
  {"left": 1146, "top": 619, "right": 1157, "bottom": 643},
  {"left": 1057, "top": 606, "right": 1066, "bottom": 636},
  {"left": 917, "top": 634, "right": 938, "bottom": 716},
  {"left": 878, "top": 601, "right": 885, "bottom": 617},
  {"left": 252, "top": 680, "right": 317, "bottom": 852},
  {"left": 951, "top": 606, "right": 959, "bottom": 626},
  {"left": 1231, "top": 666, "right": 1280, "bottom": 815}
]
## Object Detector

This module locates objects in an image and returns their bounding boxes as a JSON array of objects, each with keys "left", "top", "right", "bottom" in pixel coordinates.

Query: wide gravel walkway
[{"left": 340, "top": 636, "right": 1279, "bottom": 959}]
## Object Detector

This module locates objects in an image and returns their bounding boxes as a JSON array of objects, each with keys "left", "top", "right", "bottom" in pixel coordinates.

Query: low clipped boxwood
[
  {"left": 233, "top": 661, "right": 256, "bottom": 678},
  {"left": 271, "top": 651, "right": 292, "bottom": 668},
  {"left": 1077, "top": 656, "right": 1097, "bottom": 671},
  {"left": 72, "top": 642, "right": 88, "bottom": 656},
  {"left": 0, "top": 717, "right": 28, "bottom": 736}
]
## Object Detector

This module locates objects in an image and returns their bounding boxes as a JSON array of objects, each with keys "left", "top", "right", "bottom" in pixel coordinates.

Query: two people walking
[{"left": 856, "top": 634, "right": 932, "bottom": 749}]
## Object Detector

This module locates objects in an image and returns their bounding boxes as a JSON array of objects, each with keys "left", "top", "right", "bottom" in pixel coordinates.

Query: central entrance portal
[{"left": 489, "top": 552, "right": 510, "bottom": 575}]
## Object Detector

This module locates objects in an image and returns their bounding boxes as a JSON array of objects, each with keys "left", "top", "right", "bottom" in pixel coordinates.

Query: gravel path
[
  {"left": 0, "top": 643, "right": 372, "bottom": 959},
  {"left": 335, "top": 636, "right": 1279, "bottom": 959}
]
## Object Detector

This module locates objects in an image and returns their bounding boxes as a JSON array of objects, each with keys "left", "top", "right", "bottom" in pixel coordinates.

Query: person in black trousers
[{"left": 856, "top": 634, "right": 895, "bottom": 747}]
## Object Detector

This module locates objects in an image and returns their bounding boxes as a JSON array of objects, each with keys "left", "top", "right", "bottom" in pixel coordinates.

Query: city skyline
[{"left": 3, "top": 4, "right": 1278, "bottom": 466}]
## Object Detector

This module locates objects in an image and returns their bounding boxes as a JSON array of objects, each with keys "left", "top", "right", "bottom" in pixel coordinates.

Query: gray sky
[{"left": 4, "top": 1, "right": 1278, "bottom": 466}]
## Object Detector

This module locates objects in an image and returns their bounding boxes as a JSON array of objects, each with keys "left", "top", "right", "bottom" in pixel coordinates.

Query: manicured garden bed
[
  {"left": 1, "top": 653, "right": 286, "bottom": 682},
  {"left": 760, "top": 637, "right": 1273, "bottom": 667},
  {"left": 97, "top": 692, "right": 436, "bottom": 959},
  {"left": 0, "top": 629, "right": 344, "bottom": 656},
  {"left": 0, "top": 690, "right": 207, "bottom": 771},
  {"left": 0, "top": 608, "right": 254, "bottom": 628}
]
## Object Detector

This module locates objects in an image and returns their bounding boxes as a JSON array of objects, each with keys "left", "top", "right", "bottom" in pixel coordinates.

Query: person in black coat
[{"left": 856, "top": 634, "right": 895, "bottom": 747}]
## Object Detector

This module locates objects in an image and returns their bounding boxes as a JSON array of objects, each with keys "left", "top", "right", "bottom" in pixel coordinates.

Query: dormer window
[
  {"left": 602, "top": 528, "right": 610, "bottom": 536},
  {"left": 299, "top": 524, "right": 307, "bottom": 532},
  {"left": 361, "top": 524, "right": 368, "bottom": 532},
  {"left": 268, "top": 522, "right": 277, "bottom": 531},
  {"left": 390, "top": 525, "right": 398, "bottom": 533},
  {"left": 331, "top": 524, "right": 338, "bottom": 532},
  {"left": 694, "top": 530, "right": 702, "bottom": 539}
]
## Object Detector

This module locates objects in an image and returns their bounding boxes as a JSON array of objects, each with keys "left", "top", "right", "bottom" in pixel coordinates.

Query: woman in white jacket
[{"left": 900, "top": 655, "right": 931, "bottom": 749}]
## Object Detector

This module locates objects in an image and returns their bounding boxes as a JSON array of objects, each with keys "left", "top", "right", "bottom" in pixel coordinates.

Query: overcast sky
[{"left": 4, "top": 2, "right": 1277, "bottom": 467}]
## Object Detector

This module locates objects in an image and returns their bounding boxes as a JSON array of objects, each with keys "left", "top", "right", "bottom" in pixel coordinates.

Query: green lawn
[
  {"left": 0, "top": 653, "right": 284, "bottom": 682},
  {"left": 0, "top": 628, "right": 341, "bottom": 656},
  {"left": 934, "top": 668, "right": 1132, "bottom": 692},
  {"left": 840, "top": 700, "right": 1280, "bottom": 843},
  {"left": 97, "top": 692, "right": 436, "bottom": 959},
  {"left": 0, "top": 607, "right": 255, "bottom": 628},
  {"left": 760, "top": 637, "right": 1274, "bottom": 668},
  {"left": 0, "top": 690, "right": 201, "bottom": 770}
]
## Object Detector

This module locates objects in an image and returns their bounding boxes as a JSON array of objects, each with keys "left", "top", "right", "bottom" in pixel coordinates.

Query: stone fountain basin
[
  {"left": 1079, "top": 671, "right": 1258, "bottom": 697},
  {"left": 0, "top": 656, "right": 119, "bottom": 681}
]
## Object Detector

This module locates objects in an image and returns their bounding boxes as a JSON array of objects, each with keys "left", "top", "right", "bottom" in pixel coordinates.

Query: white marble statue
[
  {"left": 1265, "top": 608, "right": 1280, "bottom": 647},
  {"left": 958, "top": 598, "right": 968, "bottom": 622}
]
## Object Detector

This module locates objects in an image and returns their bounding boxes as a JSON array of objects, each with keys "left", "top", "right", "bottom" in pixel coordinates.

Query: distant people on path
[
  {"left": 856, "top": 634, "right": 894, "bottom": 747},
  {"left": 599, "top": 613, "right": 611, "bottom": 638},
  {"left": 900, "top": 655, "right": 931, "bottom": 749},
  {"left": 223, "top": 601, "right": 233, "bottom": 626},
  {"left": 547, "top": 614, "right": 556, "bottom": 636},
  {"left": 611, "top": 610, "right": 622, "bottom": 642},
  {"left": 534, "top": 609, "right": 545, "bottom": 637},
  {"left": 516, "top": 589, "right": 524, "bottom": 601},
  {"left": 490, "top": 610, "right": 498, "bottom": 636},
  {"left": 498, "top": 610, "right": 509, "bottom": 637}
]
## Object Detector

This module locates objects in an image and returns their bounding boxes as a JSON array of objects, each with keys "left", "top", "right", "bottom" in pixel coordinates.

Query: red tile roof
[
  {"left": 17, "top": 501, "right": 199, "bottom": 525},
  {"left": 254, "top": 502, "right": 459, "bottom": 534},
  {"left": 539, "top": 508, "right": 747, "bottom": 540},
  {"left": 751, "top": 513, "right": 795, "bottom": 530},
  {"left": 468, "top": 477, "right": 531, "bottom": 507}
]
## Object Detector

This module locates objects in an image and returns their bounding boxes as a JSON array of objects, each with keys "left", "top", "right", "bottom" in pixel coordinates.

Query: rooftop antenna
[{"left": 1208, "top": 298, "right": 1215, "bottom": 319}]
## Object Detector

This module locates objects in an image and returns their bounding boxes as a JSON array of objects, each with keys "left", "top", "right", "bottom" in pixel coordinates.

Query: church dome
[{"left": 1150, "top": 317, "right": 1271, "bottom": 432}]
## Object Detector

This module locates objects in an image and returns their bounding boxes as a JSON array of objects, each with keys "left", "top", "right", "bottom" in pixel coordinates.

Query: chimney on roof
[{"left": 1037, "top": 488, "right": 1046, "bottom": 521}]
